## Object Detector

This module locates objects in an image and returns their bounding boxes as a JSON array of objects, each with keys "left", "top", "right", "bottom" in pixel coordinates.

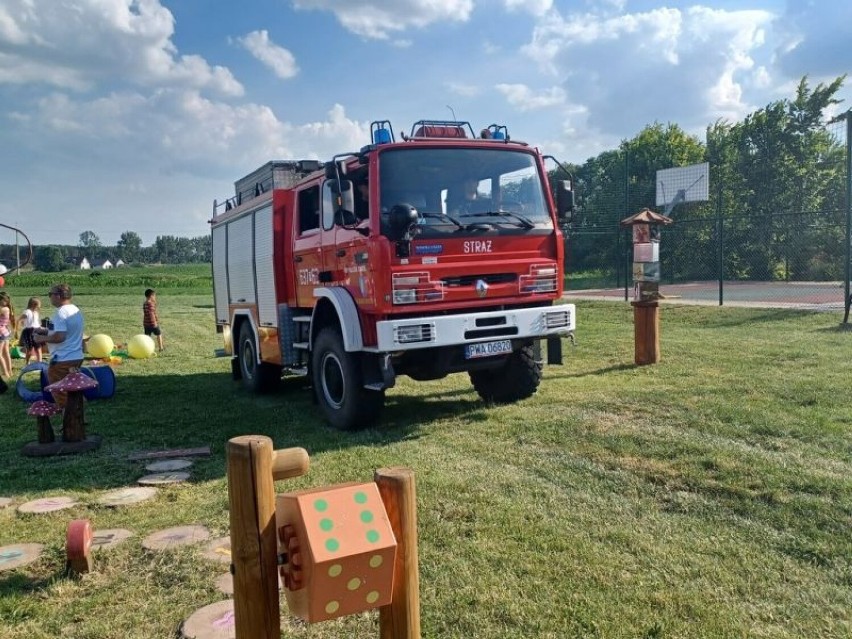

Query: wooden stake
[
  {"left": 632, "top": 300, "right": 660, "bottom": 365},
  {"left": 227, "top": 436, "right": 280, "bottom": 639},
  {"left": 375, "top": 467, "right": 421, "bottom": 639},
  {"left": 62, "top": 391, "right": 86, "bottom": 442}
]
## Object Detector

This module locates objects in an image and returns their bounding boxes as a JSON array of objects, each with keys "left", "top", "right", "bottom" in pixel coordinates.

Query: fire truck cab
[{"left": 211, "top": 119, "right": 576, "bottom": 429}]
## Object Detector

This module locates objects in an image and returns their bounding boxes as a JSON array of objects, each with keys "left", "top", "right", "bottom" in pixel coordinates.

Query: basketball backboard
[{"left": 656, "top": 162, "right": 709, "bottom": 213}]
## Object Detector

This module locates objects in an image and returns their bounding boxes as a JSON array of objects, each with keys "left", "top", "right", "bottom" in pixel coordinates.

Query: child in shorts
[{"left": 143, "top": 288, "right": 164, "bottom": 352}]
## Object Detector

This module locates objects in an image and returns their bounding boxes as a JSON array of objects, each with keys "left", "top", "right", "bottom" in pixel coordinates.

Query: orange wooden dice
[{"left": 276, "top": 481, "right": 397, "bottom": 622}]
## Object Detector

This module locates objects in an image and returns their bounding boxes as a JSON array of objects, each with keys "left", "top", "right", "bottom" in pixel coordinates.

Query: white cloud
[
  {"left": 292, "top": 0, "right": 474, "bottom": 40},
  {"left": 238, "top": 30, "right": 299, "bottom": 79},
  {"left": 521, "top": 6, "right": 774, "bottom": 136},
  {"left": 495, "top": 84, "right": 566, "bottom": 111},
  {"left": 773, "top": 2, "right": 852, "bottom": 79},
  {"left": 447, "top": 81, "right": 482, "bottom": 98},
  {"left": 504, "top": 0, "right": 553, "bottom": 17},
  {"left": 0, "top": 0, "right": 242, "bottom": 96}
]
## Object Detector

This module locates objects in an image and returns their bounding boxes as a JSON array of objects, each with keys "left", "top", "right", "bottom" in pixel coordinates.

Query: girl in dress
[
  {"left": 0, "top": 291, "right": 15, "bottom": 379},
  {"left": 18, "top": 297, "right": 43, "bottom": 366}
]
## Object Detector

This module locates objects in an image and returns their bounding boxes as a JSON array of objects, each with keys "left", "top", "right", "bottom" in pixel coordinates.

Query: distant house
[
  {"left": 97, "top": 259, "right": 114, "bottom": 270},
  {"left": 115, "top": 259, "right": 126, "bottom": 267},
  {"left": 79, "top": 257, "right": 91, "bottom": 270}
]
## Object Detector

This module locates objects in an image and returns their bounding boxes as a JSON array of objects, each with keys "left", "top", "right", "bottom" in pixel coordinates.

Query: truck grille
[{"left": 441, "top": 273, "right": 516, "bottom": 287}]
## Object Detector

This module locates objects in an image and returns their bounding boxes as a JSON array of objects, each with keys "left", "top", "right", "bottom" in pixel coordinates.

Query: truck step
[
  {"left": 292, "top": 342, "right": 309, "bottom": 350},
  {"left": 293, "top": 316, "right": 311, "bottom": 323}
]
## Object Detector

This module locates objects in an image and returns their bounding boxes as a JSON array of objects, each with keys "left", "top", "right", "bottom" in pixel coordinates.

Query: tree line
[
  {"left": 0, "top": 231, "right": 212, "bottom": 272},
  {"left": 562, "top": 75, "right": 848, "bottom": 283}
]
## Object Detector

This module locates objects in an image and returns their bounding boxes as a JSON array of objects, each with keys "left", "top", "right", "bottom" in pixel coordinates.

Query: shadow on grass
[{"left": 0, "top": 371, "right": 488, "bottom": 495}]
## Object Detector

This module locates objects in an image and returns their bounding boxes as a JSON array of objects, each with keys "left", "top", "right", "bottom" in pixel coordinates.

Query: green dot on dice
[
  {"left": 360, "top": 510, "right": 374, "bottom": 523},
  {"left": 314, "top": 499, "right": 328, "bottom": 512},
  {"left": 366, "top": 530, "right": 380, "bottom": 543},
  {"left": 320, "top": 518, "right": 333, "bottom": 532},
  {"left": 326, "top": 538, "right": 340, "bottom": 552},
  {"left": 354, "top": 491, "right": 368, "bottom": 504}
]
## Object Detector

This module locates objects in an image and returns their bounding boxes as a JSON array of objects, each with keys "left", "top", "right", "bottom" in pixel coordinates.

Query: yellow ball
[
  {"left": 127, "top": 334, "right": 156, "bottom": 359},
  {"left": 87, "top": 334, "right": 115, "bottom": 359}
]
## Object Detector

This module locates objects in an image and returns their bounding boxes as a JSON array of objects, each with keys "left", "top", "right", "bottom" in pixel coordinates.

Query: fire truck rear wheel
[
  {"left": 312, "top": 327, "right": 384, "bottom": 430},
  {"left": 238, "top": 324, "right": 280, "bottom": 394},
  {"left": 469, "top": 343, "right": 542, "bottom": 404}
]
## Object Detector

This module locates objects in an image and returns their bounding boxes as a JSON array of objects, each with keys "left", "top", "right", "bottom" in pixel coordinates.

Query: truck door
[
  {"left": 292, "top": 184, "right": 322, "bottom": 308},
  {"left": 320, "top": 181, "right": 374, "bottom": 306}
]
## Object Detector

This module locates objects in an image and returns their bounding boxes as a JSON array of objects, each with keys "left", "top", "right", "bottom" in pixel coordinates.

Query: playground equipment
[
  {"left": 87, "top": 334, "right": 115, "bottom": 359},
  {"left": 127, "top": 334, "right": 156, "bottom": 359},
  {"left": 620, "top": 208, "right": 673, "bottom": 365},
  {"left": 0, "top": 222, "right": 34, "bottom": 281},
  {"left": 227, "top": 435, "right": 421, "bottom": 638}
]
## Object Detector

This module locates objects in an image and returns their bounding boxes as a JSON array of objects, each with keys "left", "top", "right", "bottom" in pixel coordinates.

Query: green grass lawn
[{"left": 1, "top": 270, "right": 851, "bottom": 638}]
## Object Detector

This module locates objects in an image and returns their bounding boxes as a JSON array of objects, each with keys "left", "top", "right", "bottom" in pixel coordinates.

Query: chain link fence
[{"left": 566, "top": 117, "right": 851, "bottom": 317}]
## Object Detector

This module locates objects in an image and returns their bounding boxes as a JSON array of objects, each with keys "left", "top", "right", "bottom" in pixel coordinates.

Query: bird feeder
[
  {"left": 620, "top": 208, "right": 673, "bottom": 365},
  {"left": 27, "top": 400, "right": 62, "bottom": 444},
  {"left": 276, "top": 482, "right": 398, "bottom": 623},
  {"left": 44, "top": 371, "right": 99, "bottom": 444}
]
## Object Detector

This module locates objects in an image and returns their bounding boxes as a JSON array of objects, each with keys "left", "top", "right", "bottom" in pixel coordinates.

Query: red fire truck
[{"left": 211, "top": 119, "right": 576, "bottom": 429}]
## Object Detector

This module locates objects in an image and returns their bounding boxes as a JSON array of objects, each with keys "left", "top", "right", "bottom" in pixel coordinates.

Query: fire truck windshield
[{"left": 378, "top": 147, "right": 553, "bottom": 237}]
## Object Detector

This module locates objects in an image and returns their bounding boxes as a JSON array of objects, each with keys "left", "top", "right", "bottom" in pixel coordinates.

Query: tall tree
[
  {"left": 78, "top": 230, "right": 101, "bottom": 250},
  {"left": 116, "top": 230, "right": 143, "bottom": 262}
]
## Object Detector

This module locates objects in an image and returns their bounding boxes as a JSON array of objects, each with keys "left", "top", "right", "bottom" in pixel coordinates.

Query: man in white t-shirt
[{"left": 34, "top": 284, "right": 84, "bottom": 408}]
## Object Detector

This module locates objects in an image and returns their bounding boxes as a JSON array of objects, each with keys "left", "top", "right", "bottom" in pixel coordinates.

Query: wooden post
[
  {"left": 227, "top": 437, "right": 309, "bottom": 639},
  {"left": 36, "top": 417, "right": 55, "bottom": 444},
  {"left": 62, "top": 392, "right": 86, "bottom": 442},
  {"left": 375, "top": 467, "right": 421, "bottom": 639},
  {"left": 632, "top": 300, "right": 660, "bottom": 365}
]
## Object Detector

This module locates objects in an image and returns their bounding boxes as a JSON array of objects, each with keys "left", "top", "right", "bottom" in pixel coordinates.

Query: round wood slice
[
  {"left": 18, "top": 496, "right": 77, "bottom": 514},
  {"left": 201, "top": 536, "right": 231, "bottom": 564},
  {"left": 181, "top": 600, "right": 236, "bottom": 639},
  {"left": 214, "top": 572, "right": 233, "bottom": 595},
  {"left": 98, "top": 487, "right": 157, "bottom": 506},
  {"left": 91, "top": 528, "right": 134, "bottom": 550},
  {"left": 66, "top": 519, "right": 94, "bottom": 574},
  {"left": 142, "top": 525, "right": 211, "bottom": 551},
  {"left": 0, "top": 543, "right": 44, "bottom": 572},
  {"left": 145, "top": 459, "right": 193, "bottom": 472},
  {"left": 137, "top": 472, "right": 190, "bottom": 486}
]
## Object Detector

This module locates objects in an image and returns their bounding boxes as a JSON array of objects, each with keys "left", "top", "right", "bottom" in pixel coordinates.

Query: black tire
[
  {"left": 238, "top": 323, "right": 280, "bottom": 393},
  {"left": 312, "top": 327, "right": 384, "bottom": 430},
  {"left": 469, "top": 343, "right": 542, "bottom": 404}
]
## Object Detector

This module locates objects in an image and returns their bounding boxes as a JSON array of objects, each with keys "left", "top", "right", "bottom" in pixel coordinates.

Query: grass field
[{"left": 1, "top": 267, "right": 851, "bottom": 638}]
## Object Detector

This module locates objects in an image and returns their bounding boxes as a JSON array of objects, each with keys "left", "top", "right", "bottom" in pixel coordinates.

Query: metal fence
[{"left": 565, "top": 117, "right": 851, "bottom": 317}]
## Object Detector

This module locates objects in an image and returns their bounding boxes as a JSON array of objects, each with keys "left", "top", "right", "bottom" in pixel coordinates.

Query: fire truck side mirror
[
  {"left": 328, "top": 179, "right": 356, "bottom": 222},
  {"left": 556, "top": 180, "right": 574, "bottom": 223},
  {"left": 325, "top": 160, "right": 347, "bottom": 180}
]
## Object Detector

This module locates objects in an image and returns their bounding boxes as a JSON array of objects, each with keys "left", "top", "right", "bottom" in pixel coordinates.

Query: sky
[{"left": 0, "top": 0, "right": 849, "bottom": 248}]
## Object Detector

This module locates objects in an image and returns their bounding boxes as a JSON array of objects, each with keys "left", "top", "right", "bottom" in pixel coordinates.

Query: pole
[
  {"left": 844, "top": 112, "right": 851, "bottom": 323},
  {"left": 376, "top": 467, "right": 421, "bottom": 639},
  {"left": 717, "top": 180, "right": 724, "bottom": 306},
  {"left": 624, "top": 147, "right": 630, "bottom": 301},
  {"left": 226, "top": 437, "right": 289, "bottom": 639}
]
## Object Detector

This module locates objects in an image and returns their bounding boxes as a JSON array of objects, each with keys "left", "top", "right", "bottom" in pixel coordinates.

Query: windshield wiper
[
  {"left": 459, "top": 210, "right": 536, "bottom": 229},
  {"left": 418, "top": 212, "right": 488, "bottom": 232}
]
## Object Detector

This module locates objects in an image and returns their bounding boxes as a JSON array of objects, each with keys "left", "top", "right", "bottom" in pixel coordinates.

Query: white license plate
[{"left": 465, "top": 340, "right": 512, "bottom": 359}]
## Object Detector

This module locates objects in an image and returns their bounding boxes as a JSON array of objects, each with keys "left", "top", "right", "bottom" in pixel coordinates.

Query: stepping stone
[
  {"left": 146, "top": 459, "right": 193, "bottom": 472},
  {"left": 99, "top": 487, "right": 157, "bottom": 507},
  {"left": 18, "top": 496, "right": 77, "bottom": 514},
  {"left": 181, "top": 600, "right": 235, "bottom": 639},
  {"left": 0, "top": 543, "right": 43, "bottom": 572},
  {"left": 201, "top": 537, "right": 231, "bottom": 564},
  {"left": 138, "top": 472, "right": 190, "bottom": 486},
  {"left": 142, "top": 525, "right": 210, "bottom": 551},
  {"left": 0, "top": 497, "right": 12, "bottom": 509},
  {"left": 92, "top": 528, "right": 134, "bottom": 550},
  {"left": 214, "top": 572, "right": 233, "bottom": 595}
]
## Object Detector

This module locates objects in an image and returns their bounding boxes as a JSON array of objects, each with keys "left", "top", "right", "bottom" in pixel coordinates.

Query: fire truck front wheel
[
  {"left": 238, "top": 324, "right": 280, "bottom": 394},
  {"left": 469, "top": 343, "right": 542, "bottom": 404},
  {"left": 312, "top": 327, "right": 384, "bottom": 430}
]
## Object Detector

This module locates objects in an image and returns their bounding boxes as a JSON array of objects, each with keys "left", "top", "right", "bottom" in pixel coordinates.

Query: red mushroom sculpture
[
  {"left": 27, "top": 400, "right": 63, "bottom": 444},
  {"left": 45, "top": 371, "right": 98, "bottom": 443}
]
